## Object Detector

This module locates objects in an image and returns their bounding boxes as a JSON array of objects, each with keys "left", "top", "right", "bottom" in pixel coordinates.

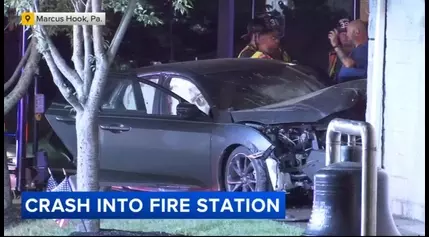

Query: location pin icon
[{"left": 25, "top": 14, "right": 31, "bottom": 22}]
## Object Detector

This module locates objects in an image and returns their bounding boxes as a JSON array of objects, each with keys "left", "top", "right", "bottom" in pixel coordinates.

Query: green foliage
[
  {"left": 104, "top": 0, "right": 163, "bottom": 26},
  {"left": 4, "top": 0, "right": 32, "bottom": 16},
  {"left": 171, "top": 0, "right": 193, "bottom": 15}
]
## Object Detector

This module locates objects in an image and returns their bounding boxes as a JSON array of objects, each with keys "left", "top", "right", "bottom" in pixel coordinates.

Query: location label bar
[{"left": 21, "top": 12, "right": 106, "bottom": 26}]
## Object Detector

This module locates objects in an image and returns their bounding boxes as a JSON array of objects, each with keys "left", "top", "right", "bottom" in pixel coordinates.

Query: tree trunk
[
  {"left": 4, "top": 141, "right": 12, "bottom": 210},
  {"left": 75, "top": 110, "right": 100, "bottom": 232},
  {"left": 3, "top": 40, "right": 40, "bottom": 211}
]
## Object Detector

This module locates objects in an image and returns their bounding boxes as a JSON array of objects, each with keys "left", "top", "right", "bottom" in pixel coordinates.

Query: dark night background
[{"left": 4, "top": 0, "right": 354, "bottom": 141}]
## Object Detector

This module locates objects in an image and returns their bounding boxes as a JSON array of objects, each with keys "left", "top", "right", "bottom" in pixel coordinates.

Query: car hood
[{"left": 230, "top": 79, "right": 367, "bottom": 124}]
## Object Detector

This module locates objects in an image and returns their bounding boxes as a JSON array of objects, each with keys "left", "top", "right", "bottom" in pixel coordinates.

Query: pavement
[
  {"left": 394, "top": 216, "right": 426, "bottom": 236},
  {"left": 280, "top": 208, "right": 425, "bottom": 236}
]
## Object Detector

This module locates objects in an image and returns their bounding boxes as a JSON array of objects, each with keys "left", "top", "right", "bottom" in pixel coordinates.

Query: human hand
[
  {"left": 251, "top": 33, "right": 260, "bottom": 45},
  {"left": 328, "top": 29, "right": 339, "bottom": 47}
]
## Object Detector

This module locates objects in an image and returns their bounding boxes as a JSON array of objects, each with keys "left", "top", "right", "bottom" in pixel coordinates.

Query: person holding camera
[
  {"left": 327, "top": 18, "right": 354, "bottom": 82},
  {"left": 328, "top": 19, "right": 369, "bottom": 83}
]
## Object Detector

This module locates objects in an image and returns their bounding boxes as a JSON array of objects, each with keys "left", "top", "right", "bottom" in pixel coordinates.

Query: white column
[{"left": 366, "top": 0, "right": 386, "bottom": 168}]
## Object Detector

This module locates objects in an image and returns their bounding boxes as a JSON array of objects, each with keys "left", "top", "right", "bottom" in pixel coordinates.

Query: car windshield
[{"left": 201, "top": 67, "right": 326, "bottom": 110}]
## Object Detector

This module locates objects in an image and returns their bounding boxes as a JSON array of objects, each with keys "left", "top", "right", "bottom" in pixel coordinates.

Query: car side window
[
  {"left": 119, "top": 76, "right": 163, "bottom": 114},
  {"left": 139, "top": 76, "right": 160, "bottom": 113},
  {"left": 104, "top": 76, "right": 185, "bottom": 116},
  {"left": 137, "top": 81, "right": 179, "bottom": 115},
  {"left": 122, "top": 82, "right": 138, "bottom": 110},
  {"left": 100, "top": 79, "right": 136, "bottom": 111},
  {"left": 120, "top": 79, "right": 181, "bottom": 115},
  {"left": 168, "top": 77, "right": 210, "bottom": 114},
  {"left": 100, "top": 79, "right": 122, "bottom": 109},
  {"left": 101, "top": 79, "right": 150, "bottom": 112}
]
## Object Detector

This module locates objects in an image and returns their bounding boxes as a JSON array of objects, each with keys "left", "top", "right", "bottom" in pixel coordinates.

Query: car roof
[{"left": 134, "top": 58, "right": 294, "bottom": 78}]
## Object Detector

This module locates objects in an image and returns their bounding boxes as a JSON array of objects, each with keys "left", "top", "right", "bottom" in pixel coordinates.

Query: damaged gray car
[{"left": 44, "top": 58, "right": 366, "bottom": 196}]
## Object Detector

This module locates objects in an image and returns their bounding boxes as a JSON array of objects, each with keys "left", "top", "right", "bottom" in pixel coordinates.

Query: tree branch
[
  {"left": 91, "top": 0, "right": 105, "bottom": 58},
  {"left": 83, "top": 0, "right": 93, "bottom": 98},
  {"left": 4, "top": 21, "right": 12, "bottom": 31},
  {"left": 39, "top": 26, "right": 84, "bottom": 99},
  {"left": 84, "top": 0, "right": 108, "bottom": 111},
  {"left": 106, "top": 0, "right": 137, "bottom": 65},
  {"left": 4, "top": 47, "right": 41, "bottom": 115},
  {"left": 86, "top": 64, "right": 109, "bottom": 113},
  {"left": 72, "top": 0, "right": 85, "bottom": 80},
  {"left": 72, "top": 25, "right": 84, "bottom": 79},
  {"left": 86, "top": 0, "right": 137, "bottom": 111},
  {"left": 43, "top": 52, "right": 84, "bottom": 113},
  {"left": 4, "top": 38, "right": 35, "bottom": 92}
]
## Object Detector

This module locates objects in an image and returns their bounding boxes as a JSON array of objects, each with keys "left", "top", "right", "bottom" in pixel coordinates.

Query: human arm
[
  {"left": 333, "top": 46, "right": 356, "bottom": 68},
  {"left": 337, "top": 44, "right": 369, "bottom": 82},
  {"left": 328, "top": 29, "right": 356, "bottom": 68}
]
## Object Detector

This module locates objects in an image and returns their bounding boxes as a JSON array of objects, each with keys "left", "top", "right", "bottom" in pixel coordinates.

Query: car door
[
  {"left": 45, "top": 79, "right": 121, "bottom": 162},
  {"left": 98, "top": 74, "right": 214, "bottom": 188},
  {"left": 44, "top": 101, "right": 78, "bottom": 160}
]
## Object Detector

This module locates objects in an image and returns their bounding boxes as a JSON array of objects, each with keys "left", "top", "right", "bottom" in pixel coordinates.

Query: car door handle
[
  {"left": 55, "top": 116, "right": 75, "bottom": 122},
  {"left": 100, "top": 124, "right": 131, "bottom": 133}
]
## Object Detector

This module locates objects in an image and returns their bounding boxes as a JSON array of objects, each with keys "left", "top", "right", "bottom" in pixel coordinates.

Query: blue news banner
[{"left": 21, "top": 192, "right": 286, "bottom": 219}]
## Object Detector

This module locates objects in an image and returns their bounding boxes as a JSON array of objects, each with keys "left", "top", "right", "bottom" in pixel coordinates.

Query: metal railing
[{"left": 326, "top": 118, "right": 377, "bottom": 236}]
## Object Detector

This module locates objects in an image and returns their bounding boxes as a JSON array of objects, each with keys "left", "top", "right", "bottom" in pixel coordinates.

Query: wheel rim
[{"left": 226, "top": 153, "right": 257, "bottom": 192}]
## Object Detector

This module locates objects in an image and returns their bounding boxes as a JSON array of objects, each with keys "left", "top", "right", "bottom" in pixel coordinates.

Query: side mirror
[{"left": 176, "top": 102, "right": 202, "bottom": 119}]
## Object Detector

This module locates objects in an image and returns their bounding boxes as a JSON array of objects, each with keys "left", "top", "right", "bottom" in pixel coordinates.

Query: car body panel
[
  {"left": 98, "top": 113, "right": 214, "bottom": 187},
  {"left": 230, "top": 79, "right": 366, "bottom": 124},
  {"left": 44, "top": 102, "right": 78, "bottom": 159}
]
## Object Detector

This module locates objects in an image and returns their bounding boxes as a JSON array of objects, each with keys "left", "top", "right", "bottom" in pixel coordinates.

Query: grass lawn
[
  {"left": 6, "top": 193, "right": 307, "bottom": 236},
  {"left": 5, "top": 218, "right": 304, "bottom": 236}
]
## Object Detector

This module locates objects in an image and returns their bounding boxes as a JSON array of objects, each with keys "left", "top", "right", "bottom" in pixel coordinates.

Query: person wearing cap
[
  {"left": 329, "top": 19, "right": 369, "bottom": 83},
  {"left": 237, "top": 19, "right": 267, "bottom": 58},
  {"left": 250, "top": 28, "right": 292, "bottom": 62},
  {"left": 327, "top": 18, "right": 354, "bottom": 82}
]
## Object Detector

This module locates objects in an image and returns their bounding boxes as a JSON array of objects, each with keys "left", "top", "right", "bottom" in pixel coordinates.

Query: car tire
[{"left": 224, "top": 146, "right": 271, "bottom": 192}]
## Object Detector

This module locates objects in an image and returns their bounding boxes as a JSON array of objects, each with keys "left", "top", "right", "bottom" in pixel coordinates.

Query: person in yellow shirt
[
  {"left": 237, "top": 19, "right": 267, "bottom": 58},
  {"left": 250, "top": 29, "right": 292, "bottom": 63}
]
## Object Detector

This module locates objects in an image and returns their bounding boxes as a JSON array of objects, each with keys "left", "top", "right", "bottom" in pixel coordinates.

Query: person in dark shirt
[
  {"left": 328, "top": 20, "right": 369, "bottom": 83},
  {"left": 238, "top": 19, "right": 267, "bottom": 58}
]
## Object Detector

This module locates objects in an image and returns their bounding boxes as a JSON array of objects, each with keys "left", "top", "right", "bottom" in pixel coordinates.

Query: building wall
[
  {"left": 368, "top": 0, "right": 425, "bottom": 222},
  {"left": 360, "top": 0, "right": 369, "bottom": 22}
]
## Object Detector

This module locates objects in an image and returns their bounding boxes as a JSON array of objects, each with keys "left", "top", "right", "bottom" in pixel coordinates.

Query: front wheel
[{"left": 224, "top": 146, "right": 270, "bottom": 192}]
